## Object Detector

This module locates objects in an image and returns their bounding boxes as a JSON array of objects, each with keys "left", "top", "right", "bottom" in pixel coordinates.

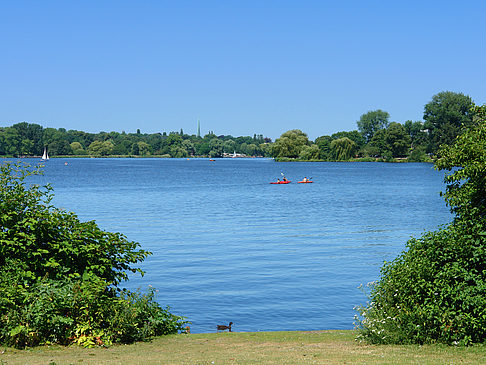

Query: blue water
[{"left": 26, "top": 158, "right": 451, "bottom": 333}]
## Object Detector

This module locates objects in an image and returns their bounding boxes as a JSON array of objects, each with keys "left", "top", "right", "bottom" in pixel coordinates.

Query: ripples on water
[{"left": 28, "top": 158, "right": 451, "bottom": 333}]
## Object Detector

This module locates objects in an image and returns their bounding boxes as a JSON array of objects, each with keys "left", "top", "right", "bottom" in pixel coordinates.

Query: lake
[{"left": 27, "top": 158, "right": 451, "bottom": 333}]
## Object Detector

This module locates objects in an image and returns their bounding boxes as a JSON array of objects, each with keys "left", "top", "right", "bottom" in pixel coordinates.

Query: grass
[{"left": 2, "top": 330, "right": 486, "bottom": 365}]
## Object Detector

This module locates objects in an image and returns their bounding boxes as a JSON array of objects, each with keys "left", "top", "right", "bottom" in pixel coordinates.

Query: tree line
[
  {"left": 272, "top": 91, "right": 477, "bottom": 161},
  {"left": 0, "top": 123, "right": 273, "bottom": 158},
  {"left": 0, "top": 90, "right": 478, "bottom": 161}
]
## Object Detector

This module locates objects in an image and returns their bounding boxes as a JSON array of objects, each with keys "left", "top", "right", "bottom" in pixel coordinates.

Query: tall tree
[
  {"left": 423, "top": 91, "right": 474, "bottom": 152},
  {"left": 272, "top": 129, "right": 310, "bottom": 158},
  {"left": 435, "top": 105, "right": 486, "bottom": 220},
  {"left": 385, "top": 122, "right": 410, "bottom": 157},
  {"left": 315, "top": 135, "right": 332, "bottom": 160},
  {"left": 330, "top": 137, "right": 357, "bottom": 160},
  {"left": 12, "top": 122, "right": 44, "bottom": 155},
  {"left": 331, "top": 130, "right": 365, "bottom": 148},
  {"left": 404, "top": 120, "right": 428, "bottom": 148},
  {"left": 357, "top": 110, "right": 390, "bottom": 143}
]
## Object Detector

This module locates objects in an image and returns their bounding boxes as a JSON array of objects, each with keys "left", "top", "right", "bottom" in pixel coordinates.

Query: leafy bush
[
  {"left": 0, "top": 162, "right": 188, "bottom": 348},
  {"left": 355, "top": 106, "right": 486, "bottom": 345},
  {"left": 355, "top": 222, "right": 486, "bottom": 345},
  {"left": 408, "top": 147, "right": 429, "bottom": 162}
]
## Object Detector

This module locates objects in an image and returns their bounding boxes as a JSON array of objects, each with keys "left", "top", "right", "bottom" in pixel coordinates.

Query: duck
[{"left": 217, "top": 322, "right": 233, "bottom": 332}]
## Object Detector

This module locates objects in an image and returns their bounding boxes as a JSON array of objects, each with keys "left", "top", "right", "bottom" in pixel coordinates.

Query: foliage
[
  {"left": 423, "top": 91, "right": 475, "bottom": 152},
  {"left": 0, "top": 123, "right": 273, "bottom": 158},
  {"left": 435, "top": 106, "right": 486, "bottom": 221},
  {"left": 298, "top": 144, "right": 320, "bottom": 160},
  {"left": 330, "top": 137, "right": 357, "bottom": 160},
  {"left": 314, "top": 135, "right": 332, "bottom": 160},
  {"left": 404, "top": 120, "right": 428, "bottom": 149},
  {"left": 408, "top": 147, "right": 430, "bottom": 162},
  {"left": 331, "top": 130, "right": 366, "bottom": 148},
  {"left": 0, "top": 90, "right": 478, "bottom": 161},
  {"left": 271, "top": 129, "right": 310, "bottom": 159},
  {"left": 355, "top": 222, "right": 486, "bottom": 345},
  {"left": 369, "top": 122, "right": 410, "bottom": 158},
  {"left": 88, "top": 140, "right": 115, "bottom": 156},
  {"left": 355, "top": 105, "right": 486, "bottom": 345},
  {"left": 0, "top": 163, "right": 188, "bottom": 348},
  {"left": 384, "top": 122, "right": 410, "bottom": 157},
  {"left": 357, "top": 110, "right": 390, "bottom": 143}
]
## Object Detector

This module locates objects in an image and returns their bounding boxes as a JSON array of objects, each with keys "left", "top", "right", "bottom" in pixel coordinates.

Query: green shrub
[
  {"left": 355, "top": 222, "right": 486, "bottom": 345},
  {"left": 0, "top": 162, "right": 188, "bottom": 348},
  {"left": 408, "top": 147, "right": 429, "bottom": 162},
  {"left": 355, "top": 107, "right": 486, "bottom": 345}
]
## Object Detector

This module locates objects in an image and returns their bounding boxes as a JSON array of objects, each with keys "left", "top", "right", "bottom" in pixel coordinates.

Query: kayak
[
  {"left": 270, "top": 180, "right": 291, "bottom": 184},
  {"left": 298, "top": 181, "right": 313, "bottom": 183}
]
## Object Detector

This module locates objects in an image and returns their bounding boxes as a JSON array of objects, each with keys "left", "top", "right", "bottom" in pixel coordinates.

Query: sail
[{"left": 42, "top": 148, "right": 49, "bottom": 161}]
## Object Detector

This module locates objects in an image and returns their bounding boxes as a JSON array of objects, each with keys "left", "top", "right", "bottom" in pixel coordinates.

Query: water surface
[{"left": 30, "top": 158, "right": 451, "bottom": 333}]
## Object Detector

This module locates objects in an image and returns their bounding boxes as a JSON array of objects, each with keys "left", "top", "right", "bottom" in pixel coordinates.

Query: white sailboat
[{"left": 41, "top": 148, "right": 49, "bottom": 161}]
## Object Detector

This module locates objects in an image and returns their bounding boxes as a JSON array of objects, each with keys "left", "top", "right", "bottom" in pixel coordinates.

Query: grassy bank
[{"left": 2, "top": 330, "right": 485, "bottom": 364}]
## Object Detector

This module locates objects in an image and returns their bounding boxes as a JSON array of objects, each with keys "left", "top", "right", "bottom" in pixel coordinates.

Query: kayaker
[
  {"left": 282, "top": 177, "right": 288, "bottom": 182},
  {"left": 302, "top": 177, "right": 308, "bottom": 182}
]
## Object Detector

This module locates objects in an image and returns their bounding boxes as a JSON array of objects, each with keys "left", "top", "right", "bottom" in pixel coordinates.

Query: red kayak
[
  {"left": 270, "top": 180, "right": 291, "bottom": 184},
  {"left": 298, "top": 181, "right": 313, "bottom": 183}
]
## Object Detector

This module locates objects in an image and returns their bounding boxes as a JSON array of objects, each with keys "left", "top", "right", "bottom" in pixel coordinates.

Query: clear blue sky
[{"left": 1, "top": 0, "right": 485, "bottom": 140}]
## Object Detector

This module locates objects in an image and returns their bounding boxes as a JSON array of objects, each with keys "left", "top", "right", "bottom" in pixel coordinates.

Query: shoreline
[{"left": 4, "top": 155, "right": 433, "bottom": 163}]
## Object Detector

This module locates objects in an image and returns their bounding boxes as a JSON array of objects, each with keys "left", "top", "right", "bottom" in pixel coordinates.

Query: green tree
[
  {"left": 131, "top": 142, "right": 140, "bottom": 155},
  {"left": 0, "top": 127, "right": 22, "bottom": 155},
  {"left": 435, "top": 105, "right": 486, "bottom": 221},
  {"left": 208, "top": 138, "right": 224, "bottom": 157},
  {"left": 48, "top": 140, "right": 73, "bottom": 155},
  {"left": 170, "top": 146, "right": 188, "bottom": 158},
  {"left": 404, "top": 120, "right": 427, "bottom": 148},
  {"left": 331, "top": 130, "right": 365, "bottom": 148},
  {"left": 246, "top": 143, "right": 258, "bottom": 156},
  {"left": 369, "top": 123, "right": 410, "bottom": 158},
  {"left": 195, "top": 141, "right": 210, "bottom": 156},
  {"left": 272, "top": 129, "right": 310, "bottom": 159},
  {"left": 223, "top": 140, "right": 236, "bottom": 154},
  {"left": 357, "top": 110, "right": 390, "bottom": 143},
  {"left": 0, "top": 163, "right": 188, "bottom": 347},
  {"left": 298, "top": 144, "right": 320, "bottom": 160},
  {"left": 182, "top": 139, "right": 195, "bottom": 156},
  {"left": 12, "top": 122, "right": 44, "bottom": 155},
  {"left": 330, "top": 137, "right": 357, "bottom": 160},
  {"left": 70, "top": 141, "right": 85, "bottom": 155},
  {"left": 384, "top": 122, "right": 410, "bottom": 157},
  {"left": 315, "top": 135, "right": 332, "bottom": 160},
  {"left": 423, "top": 91, "right": 475, "bottom": 152},
  {"left": 137, "top": 141, "right": 150, "bottom": 156},
  {"left": 355, "top": 106, "right": 486, "bottom": 345},
  {"left": 88, "top": 140, "right": 114, "bottom": 156}
]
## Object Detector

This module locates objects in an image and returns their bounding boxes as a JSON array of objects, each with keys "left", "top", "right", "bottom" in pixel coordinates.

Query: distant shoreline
[{"left": 3, "top": 155, "right": 433, "bottom": 163}]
